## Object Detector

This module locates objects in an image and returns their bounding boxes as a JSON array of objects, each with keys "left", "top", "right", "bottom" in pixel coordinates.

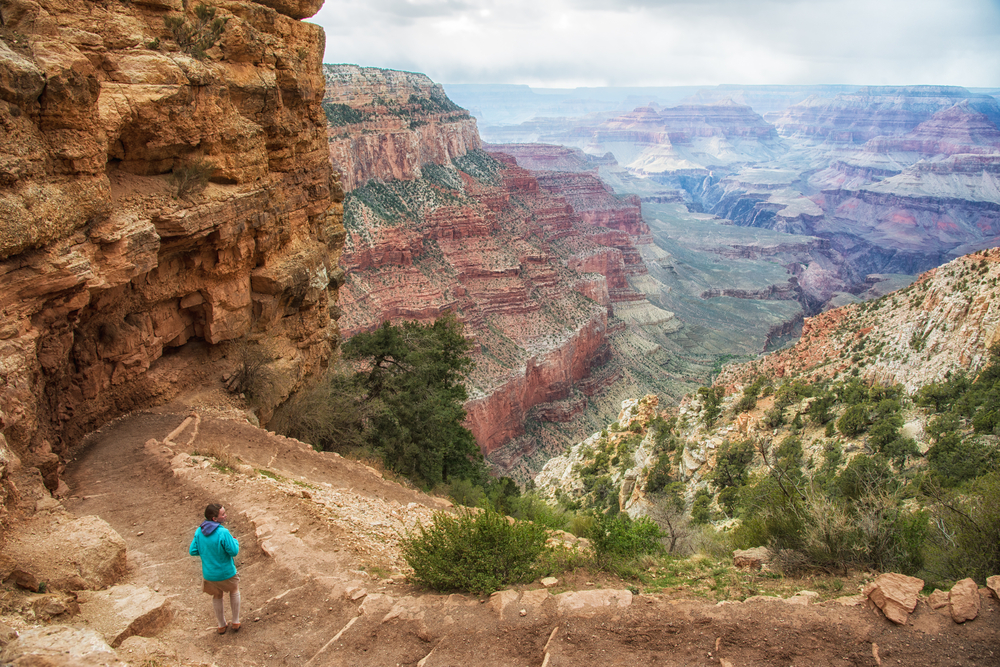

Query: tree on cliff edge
[{"left": 342, "top": 313, "right": 485, "bottom": 488}]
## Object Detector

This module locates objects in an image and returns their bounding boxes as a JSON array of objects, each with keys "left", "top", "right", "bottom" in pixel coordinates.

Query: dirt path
[{"left": 59, "top": 409, "right": 1000, "bottom": 666}]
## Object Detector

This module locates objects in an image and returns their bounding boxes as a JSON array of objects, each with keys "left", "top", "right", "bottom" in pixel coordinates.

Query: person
[{"left": 189, "top": 503, "right": 241, "bottom": 634}]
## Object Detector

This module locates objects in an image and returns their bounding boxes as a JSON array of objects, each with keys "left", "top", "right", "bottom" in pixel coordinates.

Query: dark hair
[{"left": 205, "top": 503, "right": 223, "bottom": 521}]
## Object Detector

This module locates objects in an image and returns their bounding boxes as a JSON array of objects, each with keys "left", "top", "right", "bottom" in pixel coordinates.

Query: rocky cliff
[
  {"left": 324, "top": 67, "right": 693, "bottom": 462},
  {"left": 0, "top": 0, "right": 343, "bottom": 501},
  {"left": 323, "top": 64, "right": 481, "bottom": 191},
  {"left": 773, "top": 86, "right": 1000, "bottom": 144},
  {"left": 716, "top": 247, "right": 1000, "bottom": 393},
  {"left": 336, "top": 148, "right": 633, "bottom": 456}
]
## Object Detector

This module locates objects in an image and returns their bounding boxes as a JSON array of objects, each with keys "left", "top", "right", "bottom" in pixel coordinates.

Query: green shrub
[
  {"left": 836, "top": 404, "right": 868, "bottom": 437},
  {"left": 509, "top": 492, "right": 569, "bottom": 531},
  {"left": 698, "top": 386, "right": 724, "bottom": 427},
  {"left": 401, "top": 506, "right": 549, "bottom": 594},
  {"left": 165, "top": 4, "right": 227, "bottom": 59},
  {"left": 761, "top": 406, "right": 784, "bottom": 429},
  {"left": 588, "top": 512, "right": 663, "bottom": 562},
  {"left": 928, "top": 471, "right": 1000, "bottom": 584},
  {"left": 927, "top": 430, "right": 999, "bottom": 487},
  {"left": 690, "top": 488, "right": 715, "bottom": 525}
]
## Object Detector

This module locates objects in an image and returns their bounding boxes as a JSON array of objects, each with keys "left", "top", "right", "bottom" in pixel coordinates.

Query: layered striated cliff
[
  {"left": 0, "top": 0, "right": 343, "bottom": 494},
  {"left": 323, "top": 64, "right": 481, "bottom": 190},
  {"left": 773, "top": 86, "right": 1000, "bottom": 144},
  {"left": 323, "top": 66, "right": 689, "bottom": 459},
  {"left": 336, "top": 149, "right": 633, "bottom": 455}
]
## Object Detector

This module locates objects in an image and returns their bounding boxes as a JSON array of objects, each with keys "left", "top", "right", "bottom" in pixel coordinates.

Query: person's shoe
[
  {"left": 217, "top": 624, "right": 228, "bottom": 634},
  {"left": 231, "top": 622, "right": 241, "bottom": 632}
]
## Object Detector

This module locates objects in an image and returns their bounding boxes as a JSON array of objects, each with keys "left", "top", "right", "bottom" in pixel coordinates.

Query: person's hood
[{"left": 200, "top": 520, "right": 221, "bottom": 536}]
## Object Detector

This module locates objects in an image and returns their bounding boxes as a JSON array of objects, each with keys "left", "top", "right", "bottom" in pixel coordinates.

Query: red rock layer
[
  {"left": 595, "top": 100, "right": 777, "bottom": 144},
  {"left": 535, "top": 172, "right": 650, "bottom": 236},
  {"left": 0, "top": 2, "right": 343, "bottom": 480},
  {"left": 323, "top": 65, "right": 482, "bottom": 190},
  {"left": 337, "top": 151, "right": 656, "bottom": 453}
]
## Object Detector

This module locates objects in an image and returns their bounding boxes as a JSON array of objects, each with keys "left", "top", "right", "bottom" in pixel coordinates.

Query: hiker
[{"left": 189, "top": 503, "right": 241, "bottom": 634}]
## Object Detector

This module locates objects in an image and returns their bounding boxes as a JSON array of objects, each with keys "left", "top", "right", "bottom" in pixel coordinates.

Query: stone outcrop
[
  {"left": 0, "top": 625, "right": 127, "bottom": 667},
  {"left": 863, "top": 572, "right": 923, "bottom": 625},
  {"left": 773, "top": 86, "right": 1000, "bottom": 144},
  {"left": 1, "top": 514, "right": 127, "bottom": 591},
  {"left": 76, "top": 584, "right": 173, "bottom": 647},
  {"left": 0, "top": 0, "right": 344, "bottom": 496},
  {"left": 589, "top": 100, "right": 783, "bottom": 177},
  {"left": 733, "top": 547, "right": 773, "bottom": 571}
]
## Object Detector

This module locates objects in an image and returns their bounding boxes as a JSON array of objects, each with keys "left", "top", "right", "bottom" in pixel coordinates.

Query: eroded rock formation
[
  {"left": 323, "top": 64, "right": 481, "bottom": 190},
  {"left": 323, "top": 66, "right": 679, "bottom": 457},
  {"left": 0, "top": 0, "right": 343, "bottom": 494}
]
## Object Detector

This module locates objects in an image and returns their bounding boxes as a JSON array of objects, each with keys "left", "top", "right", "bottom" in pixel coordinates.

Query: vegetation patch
[{"left": 401, "top": 505, "right": 549, "bottom": 595}]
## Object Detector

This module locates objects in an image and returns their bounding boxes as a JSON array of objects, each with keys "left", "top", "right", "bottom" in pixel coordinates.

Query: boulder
[
  {"left": 733, "top": 547, "right": 772, "bottom": 571},
  {"left": 863, "top": 573, "right": 924, "bottom": 625},
  {"left": 0, "top": 625, "right": 127, "bottom": 666},
  {"left": 987, "top": 575, "right": 1000, "bottom": 599},
  {"left": 76, "top": 584, "right": 172, "bottom": 647},
  {"left": 927, "top": 589, "right": 950, "bottom": 610},
  {"left": 949, "top": 578, "right": 980, "bottom": 623},
  {"left": 555, "top": 589, "right": 633, "bottom": 617},
  {"left": 1, "top": 515, "right": 126, "bottom": 591},
  {"left": 786, "top": 590, "right": 819, "bottom": 605}
]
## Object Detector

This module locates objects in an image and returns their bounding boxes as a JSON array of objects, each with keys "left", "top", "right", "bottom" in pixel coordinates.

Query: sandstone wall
[
  {"left": 323, "top": 64, "right": 481, "bottom": 191},
  {"left": 0, "top": 0, "right": 343, "bottom": 490}
]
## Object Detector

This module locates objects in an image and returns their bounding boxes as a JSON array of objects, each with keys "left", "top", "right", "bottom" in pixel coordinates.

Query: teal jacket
[{"left": 189, "top": 521, "right": 239, "bottom": 581}]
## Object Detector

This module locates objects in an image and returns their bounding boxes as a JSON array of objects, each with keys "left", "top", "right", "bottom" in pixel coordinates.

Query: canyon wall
[
  {"left": 323, "top": 64, "right": 481, "bottom": 191},
  {"left": 323, "top": 66, "right": 675, "bottom": 456},
  {"left": 0, "top": 0, "right": 343, "bottom": 495}
]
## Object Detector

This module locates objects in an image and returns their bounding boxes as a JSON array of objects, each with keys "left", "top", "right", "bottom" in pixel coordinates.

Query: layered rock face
[
  {"left": 337, "top": 149, "right": 635, "bottom": 454},
  {"left": 323, "top": 64, "right": 481, "bottom": 190},
  {"left": 325, "top": 66, "right": 682, "bottom": 457},
  {"left": 773, "top": 86, "right": 1000, "bottom": 144},
  {"left": 587, "top": 100, "right": 783, "bottom": 177},
  {"left": 0, "top": 1, "right": 342, "bottom": 486}
]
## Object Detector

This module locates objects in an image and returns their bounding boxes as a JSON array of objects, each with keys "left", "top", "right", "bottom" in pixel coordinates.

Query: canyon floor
[{"left": 13, "top": 397, "right": 994, "bottom": 666}]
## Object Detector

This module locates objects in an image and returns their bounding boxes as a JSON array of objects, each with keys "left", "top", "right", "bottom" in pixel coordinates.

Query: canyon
[
  {"left": 323, "top": 65, "right": 683, "bottom": 473},
  {"left": 1, "top": 3, "right": 1000, "bottom": 665}
]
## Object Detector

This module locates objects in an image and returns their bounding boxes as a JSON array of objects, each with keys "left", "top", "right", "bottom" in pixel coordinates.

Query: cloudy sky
[{"left": 309, "top": 0, "right": 1000, "bottom": 88}]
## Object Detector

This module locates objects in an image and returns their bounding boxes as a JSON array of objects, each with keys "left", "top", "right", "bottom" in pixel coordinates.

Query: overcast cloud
[{"left": 308, "top": 0, "right": 1000, "bottom": 88}]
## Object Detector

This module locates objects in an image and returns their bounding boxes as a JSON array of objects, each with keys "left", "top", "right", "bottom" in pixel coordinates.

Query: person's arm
[
  {"left": 220, "top": 527, "right": 239, "bottom": 557},
  {"left": 189, "top": 530, "right": 200, "bottom": 556}
]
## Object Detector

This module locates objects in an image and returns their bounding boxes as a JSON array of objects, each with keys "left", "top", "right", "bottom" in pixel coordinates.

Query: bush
[
  {"left": 169, "top": 159, "right": 214, "bottom": 199},
  {"left": 928, "top": 471, "right": 1000, "bottom": 584},
  {"left": 588, "top": 512, "right": 663, "bottom": 565},
  {"left": 509, "top": 492, "right": 569, "bottom": 531},
  {"left": 836, "top": 404, "right": 868, "bottom": 437},
  {"left": 401, "top": 506, "right": 549, "bottom": 594},
  {"left": 227, "top": 337, "right": 277, "bottom": 407},
  {"left": 165, "top": 4, "right": 227, "bottom": 59},
  {"left": 270, "top": 366, "right": 372, "bottom": 453}
]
